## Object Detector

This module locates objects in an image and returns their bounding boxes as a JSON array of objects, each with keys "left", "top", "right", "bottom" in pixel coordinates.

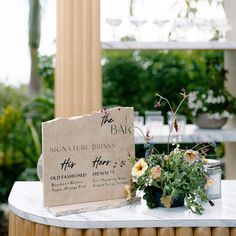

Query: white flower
[
  {"left": 148, "top": 177, "right": 153, "bottom": 186},
  {"left": 196, "top": 100, "right": 203, "bottom": 109},
  {"left": 132, "top": 177, "right": 138, "bottom": 183},
  {"left": 189, "top": 92, "right": 198, "bottom": 101},
  {"left": 173, "top": 147, "right": 180, "bottom": 153},
  {"left": 188, "top": 92, "right": 198, "bottom": 109},
  {"left": 188, "top": 101, "right": 195, "bottom": 109},
  {"left": 221, "top": 96, "right": 226, "bottom": 103},
  {"left": 208, "top": 112, "right": 230, "bottom": 119},
  {"left": 208, "top": 113, "right": 220, "bottom": 119},
  {"left": 207, "top": 95, "right": 213, "bottom": 103},
  {"left": 208, "top": 90, "right": 214, "bottom": 95},
  {"left": 212, "top": 98, "right": 218, "bottom": 104},
  {"left": 216, "top": 96, "right": 222, "bottom": 104}
]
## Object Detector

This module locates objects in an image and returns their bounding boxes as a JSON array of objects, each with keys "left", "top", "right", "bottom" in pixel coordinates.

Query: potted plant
[
  {"left": 188, "top": 89, "right": 236, "bottom": 129},
  {"left": 125, "top": 91, "right": 215, "bottom": 214}
]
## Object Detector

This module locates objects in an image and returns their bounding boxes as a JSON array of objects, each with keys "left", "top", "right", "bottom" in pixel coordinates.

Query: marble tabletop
[{"left": 8, "top": 181, "right": 236, "bottom": 229}]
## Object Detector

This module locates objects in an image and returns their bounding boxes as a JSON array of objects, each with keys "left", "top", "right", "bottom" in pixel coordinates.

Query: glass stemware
[
  {"left": 130, "top": 16, "right": 147, "bottom": 40},
  {"left": 174, "top": 17, "right": 192, "bottom": 41},
  {"left": 105, "top": 18, "right": 122, "bottom": 41},
  {"left": 129, "top": 0, "right": 147, "bottom": 41},
  {"left": 193, "top": 18, "right": 209, "bottom": 42},
  {"left": 211, "top": 19, "right": 231, "bottom": 42},
  {"left": 153, "top": 19, "right": 169, "bottom": 42}
]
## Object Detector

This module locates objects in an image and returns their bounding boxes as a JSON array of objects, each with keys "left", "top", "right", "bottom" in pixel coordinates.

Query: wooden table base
[{"left": 9, "top": 211, "right": 236, "bottom": 236}]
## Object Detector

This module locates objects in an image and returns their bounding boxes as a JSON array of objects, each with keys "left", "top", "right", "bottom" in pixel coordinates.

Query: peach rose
[{"left": 150, "top": 165, "right": 161, "bottom": 179}]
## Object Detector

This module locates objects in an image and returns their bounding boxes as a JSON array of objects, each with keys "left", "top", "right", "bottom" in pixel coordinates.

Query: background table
[
  {"left": 8, "top": 181, "right": 236, "bottom": 236},
  {"left": 134, "top": 125, "right": 236, "bottom": 144}
]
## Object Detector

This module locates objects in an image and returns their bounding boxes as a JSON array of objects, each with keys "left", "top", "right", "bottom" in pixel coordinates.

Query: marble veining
[{"left": 8, "top": 181, "right": 236, "bottom": 228}]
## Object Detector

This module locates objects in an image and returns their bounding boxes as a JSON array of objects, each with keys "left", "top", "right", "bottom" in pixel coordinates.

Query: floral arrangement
[
  {"left": 126, "top": 91, "right": 214, "bottom": 214},
  {"left": 188, "top": 89, "right": 236, "bottom": 119}
]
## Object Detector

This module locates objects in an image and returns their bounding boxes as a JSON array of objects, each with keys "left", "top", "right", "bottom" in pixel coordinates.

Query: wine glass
[
  {"left": 129, "top": 0, "right": 147, "bottom": 41},
  {"left": 193, "top": 18, "right": 208, "bottom": 41},
  {"left": 211, "top": 19, "right": 231, "bottom": 42},
  {"left": 130, "top": 17, "right": 147, "bottom": 40},
  {"left": 153, "top": 19, "right": 169, "bottom": 42},
  {"left": 105, "top": 18, "right": 122, "bottom": 41},
  {"left": 174, "top": 17, "right": 192, "bottom": 41}
]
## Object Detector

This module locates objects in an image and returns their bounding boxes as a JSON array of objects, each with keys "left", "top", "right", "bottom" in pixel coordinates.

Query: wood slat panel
[
  {"left": 65, "top": 228, "right": 84, "bottom": 236},
  {"left": 212, "top": 227, "right": 230, "bottom": 236},
  {"left": 9, "top": 212, "right": 236, "bottom": 236},
  {"left": 158, "top": 227, "right": 175, "bottom": 236},
  {"left": 139, "top": 228, "right": 157, "bottom": 236},
  {"left": 84, "top": 229, "right": 102, "bottom": 236},
  {"left": 49, "top": 226, "right": 65, "bottom": 236},
  {"left": 121, "top": 228, "right": 139, "bottom": 236},
  {"left": 194, "top": 227, "right": 211, "bottom": 236},
  {"left": 8, "top": 211, "right": 16, "bottom": 236},
  {"left": 91, "top": 0, "right": 102, "bottom": 111},
  {"left": 230, "top": 228, "right": 236, "bottom": 236},
  {"left": 35, "top": 223, "right": 50, "bottom": 236},
  {"left": 15, "top": 215, "right": 24, "bottom": 236},
  {"left": 23, "top": 219, "right": 35, "bottom": 236},
  {"left": 176, "top": 227, "right": 193, "bottom": 236},
  {"left": 63, "top": 0, "right": 74, "bottom": 116},
  {"left": 56, "top": 0, "right": 101, "bottom": 117},
  {"left": 81, "top": 0, "right": 93, "bottom": 113},
  {"left": 72, "top": 0, "right": 83, "bottom": 115},
  {"left": 103, "top": 228, "right": 120, "bottom": 236}
]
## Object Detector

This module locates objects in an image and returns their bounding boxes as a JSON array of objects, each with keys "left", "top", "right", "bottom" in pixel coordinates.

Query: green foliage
[
  {"left": 187, "top": 51, "right": 225, "bottom": 90},
  {"left": 0, "top": 105, "right": 37, "bottom": 203},
  {"left": 130, "top": 149, "right": 209, "bottom": 214},
  {"left": 103, "top": 51, "right": 148, "bottom": 111},
  {"left": 0, "top": 84, "right": 29, "bottom": 113},
  {"left": 102, "top": 50, "right": 225, "bottom": 122},
  {"left": 128, "top": 94, "right": 212, "bottom": 214},
  {"left": 0, "top": 54, "right": 55, "bottom": 204},
  {"left": 24, "top": 89, "right": 54, "bottom": 135},
  {"left": 39, "top": 55, "right": 55, "bottom": 90},
  {"left": 0, "top": 105, "right": 38, "bottom": 167}
]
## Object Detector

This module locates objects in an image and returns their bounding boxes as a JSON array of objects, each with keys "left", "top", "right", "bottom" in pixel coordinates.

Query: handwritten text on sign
[{"left": 42, "top": 107, "right": 135, "bottom": 207}]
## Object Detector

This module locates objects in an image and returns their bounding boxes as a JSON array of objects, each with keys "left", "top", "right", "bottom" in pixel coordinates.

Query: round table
[{"left": 8, "top": 181, "right": 236, "bottom": 236}]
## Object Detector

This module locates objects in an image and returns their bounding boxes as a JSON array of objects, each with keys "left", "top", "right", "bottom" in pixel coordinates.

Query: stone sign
[{"left": 42, "top": 107, "right": 135, "bottom": 207}]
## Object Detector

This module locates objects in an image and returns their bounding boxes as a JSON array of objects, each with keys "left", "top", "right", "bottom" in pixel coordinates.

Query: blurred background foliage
[
  {"left": 103, "top": 50, "right": 224, "bottom": 122},
  {"left": 0, "top": 54, "right": 54, "bottom": 204},
  {"left": 0, "top": 50, "right": 225, "bottom": 204}
]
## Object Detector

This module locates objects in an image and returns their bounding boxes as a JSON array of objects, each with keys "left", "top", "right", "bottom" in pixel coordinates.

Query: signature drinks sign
[{"left": 42, "top": 107, "right": 135, "bottom": 207}]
